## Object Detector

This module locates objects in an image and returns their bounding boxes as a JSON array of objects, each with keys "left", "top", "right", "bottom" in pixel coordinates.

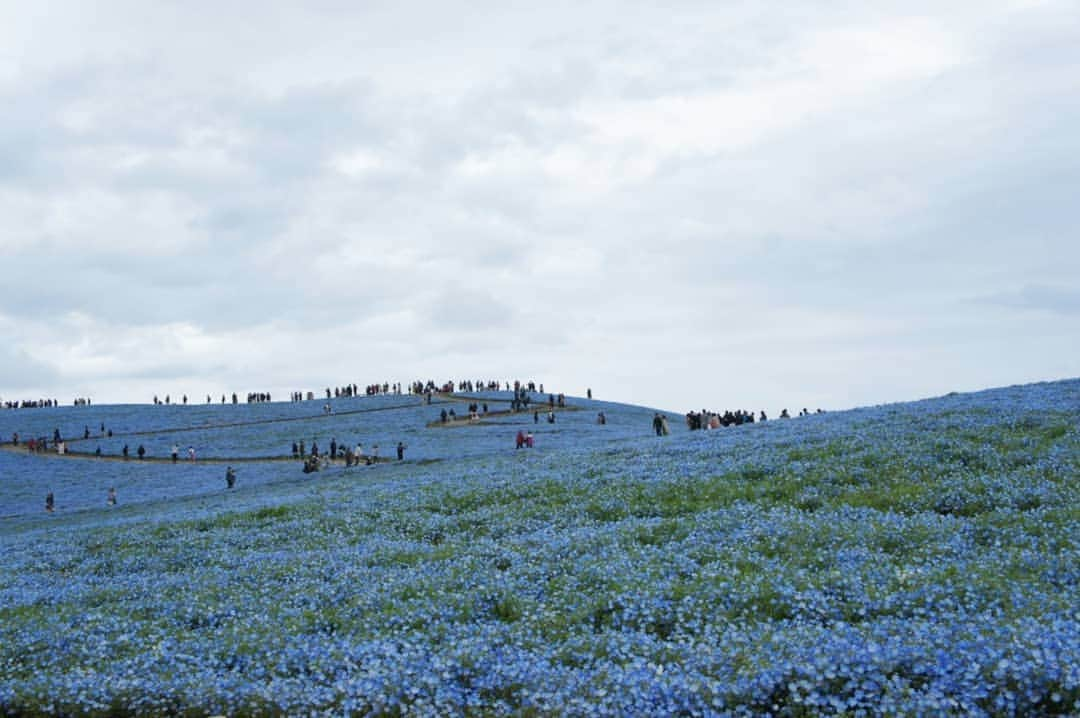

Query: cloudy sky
[{"left": 1, "top": 0, "right": 1077, "bottom": 413}]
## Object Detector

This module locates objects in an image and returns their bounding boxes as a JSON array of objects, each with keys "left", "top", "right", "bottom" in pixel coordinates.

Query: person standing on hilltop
[{"left": 653, "top": 413, "right": 663, "bottom": 436}]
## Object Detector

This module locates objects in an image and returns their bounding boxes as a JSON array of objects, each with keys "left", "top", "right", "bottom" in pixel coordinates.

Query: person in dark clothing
[
  {"left": 122, "top": 444, "right": 129, "bottom": 459},
  {"left": 396, "top": 442, "right": 405, "bottom": 460},
  {"left": 45, "top": 492, "right": 54, "bottom": 513},
  {"left": 653, "top": 413, "right": 663, "bottom": 436},
  {"left": 137, "top": 445, "right": 146, "bottom": 460},
  {"left": 225, "top": 467, "right": 236, "bottom": 489}
]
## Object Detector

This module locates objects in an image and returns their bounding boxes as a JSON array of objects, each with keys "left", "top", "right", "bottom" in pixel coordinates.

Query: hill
[{"left": 1, "top": 380, "right": 1078, "bottom": 715}]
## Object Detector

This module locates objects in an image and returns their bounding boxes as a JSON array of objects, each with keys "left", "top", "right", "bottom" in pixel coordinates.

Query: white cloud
[{"left": 0, "top": 1, "right": 1077, "bottom": 412}]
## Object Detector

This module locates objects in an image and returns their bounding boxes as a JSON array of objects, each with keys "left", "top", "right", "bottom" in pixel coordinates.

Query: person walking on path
[
  {"left": 171, "top": 444, "right": 179, "bottom": 463},
  {"left": 396, "top": 442, "right": 405, "bottom": 460}
]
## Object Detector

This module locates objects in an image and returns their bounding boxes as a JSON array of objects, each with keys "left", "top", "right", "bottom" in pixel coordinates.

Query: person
[
  {"left": 225, "top": 466, "right": 236, "bottom": 489},
  {"left": 171, "top": 444, "right": 179, "bottom": 463},
  {"left": 780, "top": 409, "right": 790, "bottom": 419},
  {"left": 187, "top": 446, "right": 196, "bottom": 462},
  {"left": 587, "top": 388, "right": 592, "bottom": 399},
  {"left": 526, "top": 431, "right": 534, "bottom": 448},
  {"left": 122, "top": 444, "right": 129, "bottom": 459},
  {"left": 137, "top": 444, "right": 146, "bottom": 460},
  {"left": 547, "top": 411, "right": 555, "bottom": 424},
  {"left": 660, "top": 415, "right": 670, "bottom": 436},
  {"left": 516, "top": 430, "right": 525, "bottom": 449},
  {"left": 291, "top": 441, "right": 299, "bottom": 458},
  {"left": 95, "top": 446, "right": 102, "bottom": 456},
  {"left": 107, "top": 487, "right": 116, "bottom": 506},
  {"left": 330, "top": 438, "right": 337, "bottom": 459},
  {"left": 533, "top": 410, "right": 539, "bottom": 424},
  {"left": 396, "top": 442, "right": 405, "bottom": 460},
  {"left": 371, "top": 444, "right": 379, "bottom": 461},
  {"left": 597, "top": 411, "right": 606, "bottom": 425},
  {"left": 653, "top": 413, "right": 663, "bottom": 436},
  {"left": 45, "top": 492, "right": 54, "bottom": 513}
]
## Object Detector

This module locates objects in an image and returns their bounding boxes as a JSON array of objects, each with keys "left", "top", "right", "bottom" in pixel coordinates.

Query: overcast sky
[{"left": 1, "top": 0, "right": 1077, "bottom": 413}]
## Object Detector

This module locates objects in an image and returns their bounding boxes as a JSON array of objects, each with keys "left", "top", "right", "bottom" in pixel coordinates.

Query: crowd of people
[
  {"left": 685, "top": 409, "right": 759, "bottom": 430},
  {"left": 292, "top": 436, "right": 406, "bottom": 473},
  {"left": 683, "top": 406, "right": 825, "bottom": 430},
  {"left": 2, "top": 398, "right": 61, "bottom": 409}
]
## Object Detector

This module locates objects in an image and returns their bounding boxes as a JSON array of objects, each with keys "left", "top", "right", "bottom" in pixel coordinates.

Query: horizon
[{"left": 4, "top": 374, "right": 1077, "bottom": 418}]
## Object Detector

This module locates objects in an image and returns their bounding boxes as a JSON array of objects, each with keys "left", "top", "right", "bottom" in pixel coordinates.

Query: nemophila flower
[{"left": 2, "top": 381, "right": 1079, "bottom": 713}]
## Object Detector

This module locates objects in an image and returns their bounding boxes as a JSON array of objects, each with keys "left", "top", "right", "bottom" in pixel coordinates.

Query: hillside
[{"left": 1, "top": 380, "right": 1078, "bottom": 715}]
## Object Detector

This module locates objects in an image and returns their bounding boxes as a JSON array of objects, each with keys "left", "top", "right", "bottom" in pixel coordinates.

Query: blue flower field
[{"left": 1, "top": 380, "right": 1078, "bottom": 716}]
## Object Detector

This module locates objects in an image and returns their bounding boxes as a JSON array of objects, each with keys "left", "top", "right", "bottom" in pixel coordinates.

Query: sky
[{"left": 1, "top": 0, "right": 1078, "bottom": 414}]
